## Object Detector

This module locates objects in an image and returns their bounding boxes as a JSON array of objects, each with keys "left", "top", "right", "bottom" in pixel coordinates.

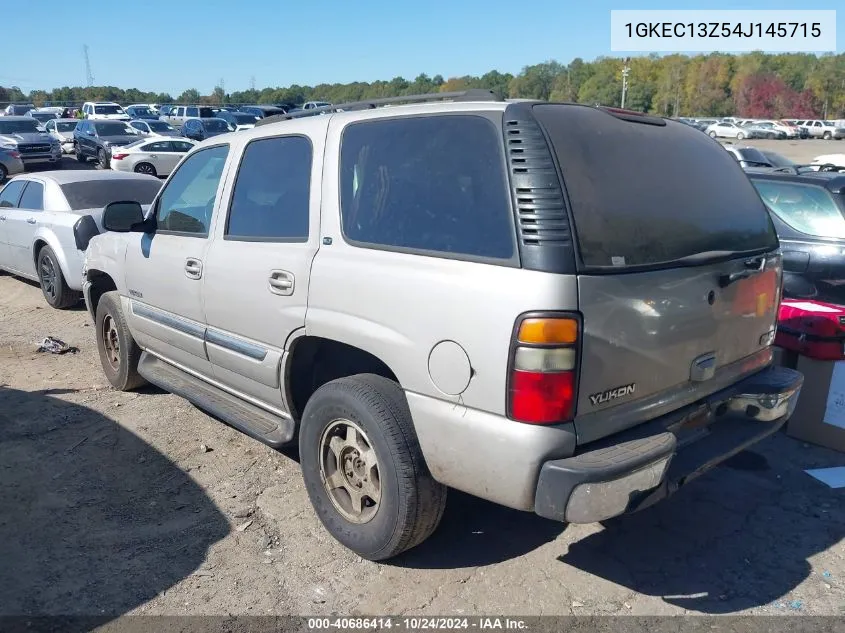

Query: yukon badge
[{"left": 589, "top": 383, "right": 636, "bottom": 407}]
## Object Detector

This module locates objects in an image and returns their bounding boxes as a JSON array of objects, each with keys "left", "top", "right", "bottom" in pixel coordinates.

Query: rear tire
[
  {"left": 76, "top": 146, "right": 87, "bottom": 163},
  {"left": 736, "top": 132, "right": 745, "bottom": 140},
  {"left": 134, "top": 162, "right": 157, "bottom": 177},
  {"left": 299, "top": 374, "right": 447, "bottom": 561},
  {"left": 98, "top": 148, "right": 108, "bottom": 169},
  {"left": 708, "top": 131, "right": 717, "bottom": 138},
  {"left": 95, "top": 291, "right": 146, "bottom": 391},
  {"left": 823, "top": 131, "right": 833, "bottom": 140},
  {"left": 37, "top": 245, "right": 79, "bottom": 309}
]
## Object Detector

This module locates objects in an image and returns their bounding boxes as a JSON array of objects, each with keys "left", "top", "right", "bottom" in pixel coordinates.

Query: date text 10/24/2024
[{"left": 307, "top": 618, "right": 528, "bottom": 630}]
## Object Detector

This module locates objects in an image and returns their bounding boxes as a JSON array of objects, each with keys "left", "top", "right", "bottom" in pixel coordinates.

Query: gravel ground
[{"left": 0, "top": 151, "right": 843, "bottom": 620}]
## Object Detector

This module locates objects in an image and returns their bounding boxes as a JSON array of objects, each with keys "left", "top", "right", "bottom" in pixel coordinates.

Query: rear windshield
[
  {"left": 751, "top": 179, "right": 845, "bottom": 239},
  {"left": 94, "top": 122, "right": 135, "bottom": 136},
  {"left": 533, "top": 104, "right": 778, "bottom": 269},
  {"left": 94, "top": 105, "right": 124, "bottom": 114},
  {"left": 204, "top": 119, "right": 230, "bottom": 132},
  {"left": 232, "top": 113, "right": 257, "bottom": 124},
  {"left": 148, "top": 120, "right": 174, "bottom": 131},
  {"left": 198, "top": 107, "right": 215, "bottom": 118},
  {"left": 61, "top": 179, "right": 162, "bottom": 210},
  {"left": 56, "top": 121, "right": 78, "bottom": 132}
]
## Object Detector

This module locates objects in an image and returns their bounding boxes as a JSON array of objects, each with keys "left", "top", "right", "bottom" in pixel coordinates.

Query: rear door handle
[
  {"left": 26, "top": 218, "right": 36, "bottom": 224},
  {"left": 268, "top": 270, "right": 294, "bottom": 295},
  {"left": 185, "top": 258, "right": 203, "bottom": 280}
]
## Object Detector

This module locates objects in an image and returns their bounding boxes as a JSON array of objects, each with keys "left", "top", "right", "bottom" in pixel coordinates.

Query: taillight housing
[
  {"left": 111, "top": 153, "right": 128, "bottom": 160},
  {"left": 507, "top": 313, "right": 580, "bottom": 424}
]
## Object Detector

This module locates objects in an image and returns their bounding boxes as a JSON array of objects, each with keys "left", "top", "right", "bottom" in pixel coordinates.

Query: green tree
[
  {"left": 177, "top": 88, "right": 200, "bottom": 103},
  {"left": 508, "top": 61, "right": 565, "bottom": 100}
]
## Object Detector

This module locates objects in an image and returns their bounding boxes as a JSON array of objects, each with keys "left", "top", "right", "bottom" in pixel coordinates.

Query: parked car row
[{"left": 680, "top": 116, "right": 845, "bottom": 140}]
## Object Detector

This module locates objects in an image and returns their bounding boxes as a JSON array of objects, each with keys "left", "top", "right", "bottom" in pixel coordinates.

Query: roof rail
[{"left": 254, "top": 89, "right": 502, "bottom": 126}]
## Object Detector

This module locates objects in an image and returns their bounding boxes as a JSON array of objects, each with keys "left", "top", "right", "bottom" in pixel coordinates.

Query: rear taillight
[
  {"left": 507, "top": 314, "right": 580, "bottom": 424},
  {"left": 111, "top": 153, "right": 128, "bottom": 160},
  {"left": 9, "top": 151, "right": 20, "bottom": 159}
]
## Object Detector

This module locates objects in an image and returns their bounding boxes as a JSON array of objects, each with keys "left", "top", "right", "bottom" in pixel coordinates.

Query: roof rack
[{"left": 254, "top": 89, "right": 502, "bottom": 126}]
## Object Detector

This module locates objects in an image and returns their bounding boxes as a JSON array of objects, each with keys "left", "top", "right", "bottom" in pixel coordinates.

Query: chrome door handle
[
  {"left": 184, "top": 258, "right": 203, "bottom": 280},
  {"left": 26, "top": 218, "right": 36, "bottom": 224},
  {"left": 268, "top": 270, "right": 294, "bottom": 295}
]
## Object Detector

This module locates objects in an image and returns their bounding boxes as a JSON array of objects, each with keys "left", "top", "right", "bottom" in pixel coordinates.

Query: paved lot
[
  {"left": 720, "top": 137, "right": 845, "bottom": 164},
  {"left": 0, "top": 146, "right": 843, "bottom": 620}
]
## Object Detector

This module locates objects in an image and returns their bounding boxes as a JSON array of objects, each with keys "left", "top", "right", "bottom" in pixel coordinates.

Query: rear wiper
[{"left": 673, "top": 251, "right": 743, "bottom": 266}]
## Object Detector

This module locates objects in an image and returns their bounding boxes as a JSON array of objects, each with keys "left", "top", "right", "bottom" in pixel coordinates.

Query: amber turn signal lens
[{"left": 517, "top": 318, "right": 578, "bottom": 345}]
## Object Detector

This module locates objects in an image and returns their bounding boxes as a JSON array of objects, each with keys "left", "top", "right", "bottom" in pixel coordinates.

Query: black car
[
  {"left": 74, "top": 119, "right": 141, "bottom": 168},
  {"left": 745, "top": 166, "right": 845, "bottom": 304},
  {"left": 181, "top": 117, "right": 232, "bottom": 141},
  {"left": 214, "top": 111, "right": 259, "bottom": 130},
  {"left": 238, "top": 105, "right": 287, "bottom": 119}
]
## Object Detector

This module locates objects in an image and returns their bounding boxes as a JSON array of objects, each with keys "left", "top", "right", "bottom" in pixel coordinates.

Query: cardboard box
[{"left": 786, "top": 355, "right": 845, "bottom": 453}]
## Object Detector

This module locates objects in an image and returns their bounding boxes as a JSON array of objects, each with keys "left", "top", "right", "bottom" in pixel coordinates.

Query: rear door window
[
  {"left": 340, "top": 115, "right": 514, "bottom": 261},
  {"left": 0, "top": 181, "right": 27, "bottom": 208},
  {"left": 19, "top": 182, "right": 44, "bottom": 210},
  {"left": 532, "top": 104, "right": 778, "bottom": 270},
  {"left": 751, "top": 180, "right": 845, "bottom": 238}
]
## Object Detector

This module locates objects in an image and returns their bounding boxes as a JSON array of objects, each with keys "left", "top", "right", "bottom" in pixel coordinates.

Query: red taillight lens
[
  {"left": 509, "top": 370, "right": 575, "bottom": 424},
  {"left": 507, "top": 314, "right": 580, "bottom": 425},
  {"left": 9, "top": 151, "right": 21, "bottom": 159},
  {"left": 111, "top": 153, "right": 128, "bottom": 160}
]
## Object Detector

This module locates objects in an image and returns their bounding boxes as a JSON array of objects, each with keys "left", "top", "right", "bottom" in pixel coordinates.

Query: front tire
[
  {"left": 736, "top": 132, "right": 745, "bottom": 140},
  {"left": 76, "top": 146, "right": 87, "bottom": 163},
  {"left": 98, "top": 149, "right": 108, "bottom": 169},
  {"left": 299, "top": 374, "right": 447, "bottom": 561},
  {"left": 95, "top": 291, "right": 146, "bottom": 391},
  {"left": 823, "top": 131, "right": 833, "bottom": 140},
  {"left": 708, "top": 131, "right": 717, "bottom": 138},
  {"left": 134, "top": 162, "right": 157, "bottom": 177},
  {"left": 37, "top": 245, "right": 79, "bottom": 309}
]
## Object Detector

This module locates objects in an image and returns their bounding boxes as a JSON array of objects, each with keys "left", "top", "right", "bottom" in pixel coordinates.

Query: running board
[{"left": 138, "top": 353, "right": 295, "bottom": 448}]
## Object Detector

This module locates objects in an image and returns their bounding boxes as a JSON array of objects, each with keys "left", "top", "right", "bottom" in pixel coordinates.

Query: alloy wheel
[
  {"left": 39, "top": 253, "right": 57, "bottom": 302},
  {"left": 101, "top": 314, "right": 121, "bottom": 371},
  {"left": 319, "top": 419, "right": 381, "bottom": 524}
]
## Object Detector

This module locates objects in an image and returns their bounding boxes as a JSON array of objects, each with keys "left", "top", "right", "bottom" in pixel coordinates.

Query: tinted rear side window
[
  {"left": 61, "top": 179, "right": 163, "bottom": 210},
  {"left": 340, "top": 115, "right": 514, "bottom": 260},
  {"left": 752, "top": 179, "right": 845, "bottom": 239},
  {"left": 533, "top": 104, "right": 778, "bottom": 269}
]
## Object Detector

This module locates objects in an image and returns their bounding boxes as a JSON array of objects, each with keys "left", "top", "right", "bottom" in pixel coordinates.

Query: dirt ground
[{"left": 0, "top": 151, "right": 844, "bottom": 620}]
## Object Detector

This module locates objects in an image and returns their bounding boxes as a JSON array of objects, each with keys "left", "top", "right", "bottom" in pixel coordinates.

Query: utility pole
[
  {"left": 83, "top": 44, "right": 94, "bottom": 87},
  {"left": 621, "top": 57, "right": 631, "bottom": 109}
]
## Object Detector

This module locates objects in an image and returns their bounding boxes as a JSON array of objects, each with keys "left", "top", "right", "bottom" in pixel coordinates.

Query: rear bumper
[{"left": 534, "top": 365, "right": 803, "bottom": 524}]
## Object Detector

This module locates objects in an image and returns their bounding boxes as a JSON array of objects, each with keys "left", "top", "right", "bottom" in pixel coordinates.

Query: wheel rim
[
  {"left": 136, "top": 163, "right": 154, "bottom": 174},
  {"left": 101, "top": 314, "right": 121, "bottom": 371},
  {"left": 99, "top": 151, "right": 106, "bottom": 166},
  {"left": 319, "top": 419, "right": 381, "bottom": 524},
  {"left": 39, "top": 253, "right": 57, "bottom": 301}
]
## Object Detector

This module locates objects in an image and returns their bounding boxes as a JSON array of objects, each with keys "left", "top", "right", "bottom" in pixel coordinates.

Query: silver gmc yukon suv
[{"left": 74, "top": 91, "right": 804, "bottom": 560}]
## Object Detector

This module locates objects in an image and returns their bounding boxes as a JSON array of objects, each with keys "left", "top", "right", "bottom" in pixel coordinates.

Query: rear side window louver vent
[
  {"left": 503, "top": 109, "right": 576, "bottom": 274},
  {"left": 505, "top": 118, "right": 570, "bottom": 247}
]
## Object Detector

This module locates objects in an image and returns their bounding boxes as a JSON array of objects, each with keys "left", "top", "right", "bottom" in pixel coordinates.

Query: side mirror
[{"left": 103, "top": 201, "right": 146, "bottom": 232}]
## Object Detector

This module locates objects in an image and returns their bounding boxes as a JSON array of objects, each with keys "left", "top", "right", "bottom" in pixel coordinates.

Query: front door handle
[
  {"left": 26, "top": 218, "right": 36, "bottom": 224},
  {"left": 185, "top": 258, "right": 203, "bottom": 280},
  {"left": 268, "top": 270, "right": 294, "bottom": 296}
]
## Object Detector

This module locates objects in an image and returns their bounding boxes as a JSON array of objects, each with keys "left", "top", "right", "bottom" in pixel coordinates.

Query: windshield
[
  {"left": 534, "top": 104, "right": 778, "bottom": 269},
  {"left": 55, "top": 121, "right": 78, "bottom": 132},
  {"left": 205, "top": 119, "right": 230, "bottom": 132},
  {"left": 30, "top": 113, "right": 57, "bottom": 122},
  {"left": 761, "top": 151, "right": 795, "bottom": 167},
  {"left": 60, "top": 179, "right": 162, "bottom": 210},
  {"left": 130, "top": 107, "right": 153, "bottom": 116},
  {"left": 147, "top": 120, "right": 175, "bottom": 132},
  {"left": 94, "top": 105, "right": 125, "bottom": 114},
  {"left": 0, "top": 120, "right": 43, "bottom": 134},
  {"left": 232, "top": 113, "right": 257, "bottom": 124},
  {"left": 95, "top": 122, "right": 135, "bottom": 136}
]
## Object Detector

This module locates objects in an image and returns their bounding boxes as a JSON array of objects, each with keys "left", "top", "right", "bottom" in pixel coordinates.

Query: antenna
[
  {"left": 83, "top": 44, "right": 94, "bottom": 87},
  {"left": 250, "top": 75, "right": 256, "bottom": 91}
]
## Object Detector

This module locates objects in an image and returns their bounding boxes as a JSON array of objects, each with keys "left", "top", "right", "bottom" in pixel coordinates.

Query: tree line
[{"left": 2, "top": 52, "right": 844, "bottom": 119}]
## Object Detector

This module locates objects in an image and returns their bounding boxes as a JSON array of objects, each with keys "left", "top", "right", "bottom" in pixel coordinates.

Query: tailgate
[{"left": 530, "top": 104, "right": 781, "bottom": 441}]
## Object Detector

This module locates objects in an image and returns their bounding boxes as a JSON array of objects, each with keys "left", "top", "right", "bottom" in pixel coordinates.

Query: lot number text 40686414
[{"left": 307, "top": 617, "right": 528, "bottom": 630}]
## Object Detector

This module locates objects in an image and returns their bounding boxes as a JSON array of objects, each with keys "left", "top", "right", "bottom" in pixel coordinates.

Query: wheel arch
[
  {"left": 284, "top": 335, "right": 401, "bottom": 422},
  {"left": 32, "top": 229, "right": 72, "bottom": 284}
]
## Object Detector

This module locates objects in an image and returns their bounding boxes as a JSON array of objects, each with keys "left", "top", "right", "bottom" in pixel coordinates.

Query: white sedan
[
  {"left": 110, "top": 138, "right": 197, "bottom": 177},
  {"left": 706, "top": 122, "right": 748, "bottom": 139},
  {"left": 813, "top": 154, "right": 845, "bottom": 168},
  {"left": 0, "top": 171, "right": 162, "bottom": 309}
]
